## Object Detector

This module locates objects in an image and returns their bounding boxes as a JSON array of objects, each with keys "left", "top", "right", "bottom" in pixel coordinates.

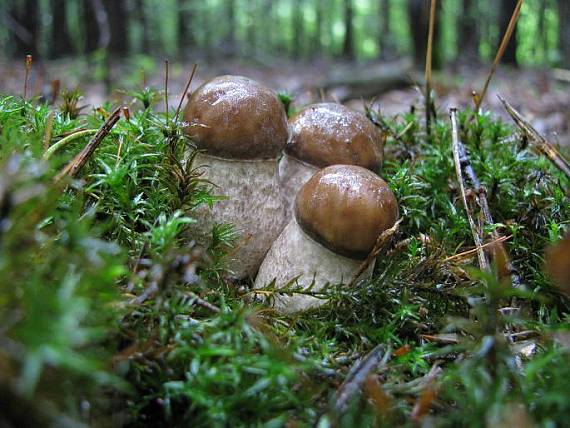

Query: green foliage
[
  {"left": 0, "top": 89, "right": 568, "bottom": 427},
  {"left": 0, "top": 154, "right": 125, "bottom": 424}
]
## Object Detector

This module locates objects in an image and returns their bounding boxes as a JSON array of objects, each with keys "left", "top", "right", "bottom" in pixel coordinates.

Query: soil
[{"left": 1, "top": 57, "right": 568, "bottom": 147}]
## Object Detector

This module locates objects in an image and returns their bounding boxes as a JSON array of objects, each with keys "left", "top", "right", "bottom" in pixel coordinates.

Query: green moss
[{"left": 0, "top": 91, "right": 568, "bottom": 427}]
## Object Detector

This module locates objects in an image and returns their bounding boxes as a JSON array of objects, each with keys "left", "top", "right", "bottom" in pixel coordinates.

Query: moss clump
[{"left": 0, "top": 88, "right": 568, "bottom": 427}]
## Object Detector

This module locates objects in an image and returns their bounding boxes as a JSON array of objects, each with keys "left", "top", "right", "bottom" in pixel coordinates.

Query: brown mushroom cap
[
  {"left": 286, "top": 103, "right": 384, "bottom": 169},
  {"left": 183, "top": 75, "right": 288, "bottom": 160},
  {"left": 295, "top": 165, "right": 398, "bottom": 259}
]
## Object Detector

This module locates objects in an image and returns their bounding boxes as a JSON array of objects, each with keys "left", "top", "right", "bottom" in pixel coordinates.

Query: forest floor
[
  {"left": 1, "top": 55, "right": 569, "bottom": 426},
  {"left": 1, "top": 57, "right": 569, "bottom": 147}
]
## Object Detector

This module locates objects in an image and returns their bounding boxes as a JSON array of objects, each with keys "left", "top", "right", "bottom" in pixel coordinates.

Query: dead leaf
[
  {"left": 363, "top": 375, "right": 393, "bottom": 418},
  {"left": 410, "top": 385, "right": 438, "bottom": 422},
  {"left": 545, "top": 234, "right": 570, "bottom": 296}
]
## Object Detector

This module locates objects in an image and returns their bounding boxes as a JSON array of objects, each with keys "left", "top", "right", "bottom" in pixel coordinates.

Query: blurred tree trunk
[
  {"left": 559, "top": 0, "right": 570, "bottom": 68},
  {"left": 408, "top": 0, "right": 426, "bottom": 67},
  {"left": 4, "top": 3, "right": 24, "bottom": 56},
  {"left": 408, "top": 0, "right": 442, "bottom": 69},
  {"left": 499, "top": 0, "right": 518, "bottom": 65},
  {"left": 135, "top": 0, "right": 150, "bottom": 53},
  {"left": 459, "top": 0, "right": 479, "bottom": 62},
  {"left": 83, "top": 0, "right": 100, "bottom": 53},
  {"left": 246, "top": 0, "right": 256, "bottom": 56},
  {"left": 538, "top": 0, "right": 547, "bottom": 61},
  {"left": 312, "top": 0, "right": 323, "bottom": 55},
  {"left": 51, "top": 0, "right": 73, "bottom": 58},
  {"left": 202, "top": 3, "right": 213, "bottom": 60},
  {"left": 379, "top": 0, "right": 392, "bottom": 58},
  {"left": 13, "top": 0, "right": 39, "bottom": 56},
  {"left": 293, "top": 0, "right": 304, "bottom": 59},
  {"left": 103, "top": 0, "right": 128, "bottom": 55},
  {"left": 342, "top": 0, "right": 355, "bottom": 59},
  {"left": 226, "top": 0, "right": 236, "bottom": 57},
  {"left": 178, "top": 0, "right": 188, "bottom": 42},
  {"left": 178, "top": 0, "right": 194, "bottom": 54}
]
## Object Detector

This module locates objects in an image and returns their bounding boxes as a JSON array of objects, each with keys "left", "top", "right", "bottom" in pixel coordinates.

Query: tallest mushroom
[{"left": 183, "top": 75, "right": 289, "bottom": 280}]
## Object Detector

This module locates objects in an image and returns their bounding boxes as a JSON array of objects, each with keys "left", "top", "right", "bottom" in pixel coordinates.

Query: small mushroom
[
  {"left": 279, "top": 103, "right": 384, "bottom": 218},
  {"left": 184, "top": 75, "right": 289, "bottom": 280},
  {"left": 255, "top": 164, "right": 398, "bottom": 313}
]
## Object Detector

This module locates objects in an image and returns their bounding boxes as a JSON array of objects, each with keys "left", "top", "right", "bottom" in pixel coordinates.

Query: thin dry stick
[
  {"left": 461, "top": 150, "right": 523, "bottom": 287},
  {"left": 164, "top": 60, "right": 170, "bottom": 122},
  {"left": 348, "top": 220, "right": 401, "bottom": 288},
  {"left": 424, "top": 0, "right": 437, "bottom": 134},
  {"left": 335, "top": 345, "right": 391, "bottom": 412},
  {"left": 475, "top": 0, "right": 524, "bottom": 112},
  {"left": 23, "top": 55, "right": 32, "bottom": 99},
  {"left": 54, "top": 107, "right": 122, "bottom": 182},
  {"left": 451, "top": 109, "right": 522, "bottom": 287},
  {"left": 498, "top": 94, "right": 570, "bottom": 180},
  {"left": 443, "top": 235, "right": 511, "bottom": 262},
  {"left": 175, "top": 64, "right": 198, "bottom": 122},
  {"left": 450, "top": 108, "right": 489, "bottom": 271},
  {"left": 387, "top": 234, "right": 431, "bottom": 257},
  {"left": 187, "top": 291, "right": 221, "bottom": 314}
]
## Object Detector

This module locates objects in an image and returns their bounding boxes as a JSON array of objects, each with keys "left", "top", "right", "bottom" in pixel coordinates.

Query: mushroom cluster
[
  {"left": 255, "top": 165, "right": 398, "bottom": 313},
  {"left": 279, "top": 102, "right": 384, "bottom": 218},
  {"left": 183, "top": 74, "right": 398, "bottom": 313},
  {"left": 184, "top": 75, "right": 288, "bottom": 280}
]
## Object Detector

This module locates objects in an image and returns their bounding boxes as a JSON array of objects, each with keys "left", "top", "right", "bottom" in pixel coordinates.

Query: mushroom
[
  {"left": 279, "top": 103, "right": 384, "bottom": 218},
  {"left": 254, "top": 164, "right": 398, "bottom": 313},
  {"left": 184, "top": 75, "right": 289, "bottom": 280}
]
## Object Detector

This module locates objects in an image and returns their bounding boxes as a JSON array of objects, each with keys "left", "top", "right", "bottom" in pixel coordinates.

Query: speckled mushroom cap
[
  {"left": 295, "top": 165, "right": 398, "bottom": 259},
  {"left": 286, "top": 103, "right": 384, "bottom": 169},
  {"left": 183, "top": 75, "right": 288, "bottom": 160}
]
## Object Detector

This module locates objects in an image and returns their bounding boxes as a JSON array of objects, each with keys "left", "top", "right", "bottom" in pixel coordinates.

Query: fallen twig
[
  {"left": 451, "top": 108, "right": 523, "bottom": 288},
  {"left": 450, "top": 108, "right": 489, "bottom": 271},
  {"left": 443, "top": 235, "right": 511, "bottom": 263},
  {"left": 387, "top": 234, "right": 431, "bottom": 256},
  {"left": 187, "top": 291, "right": 220, "bottom": 314},
  {"left": 464, "top": 159, "right": 522, "bottom": 287},
  {"left": 498, "top": 94, "right": 570, "bottom": 180},
  {"left": 419, "top": 333, "right": 459, "bottom": 345},
  {"left": 348, "top": 220, "right": 401, "bottom": 288},
  {"left": 54, "top": 107, "right": 122, "bottom": 182},
  {"left": 386, "top": 363, "right": 442, "bottom": 395},
  {"left": 334, "top": 344, "right": 391, "bottom": 412}
]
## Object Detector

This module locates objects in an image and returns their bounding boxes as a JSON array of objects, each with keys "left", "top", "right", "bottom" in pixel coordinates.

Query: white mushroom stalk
[
  {"left": 192, "top": 154, "right": 285, "bottom": 279},
  {"left": 255, "top": 164, "right": 398, "bottom": 313},
  {"left": 254, "top": 217, "right": 373, "bottom": 313},
  {"left": 183, "top": 75, "right": 289, "bottom": 280}
]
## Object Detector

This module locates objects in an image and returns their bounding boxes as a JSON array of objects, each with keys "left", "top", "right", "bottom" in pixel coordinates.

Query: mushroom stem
[
  {"left": 192, "top": 152, "right": 286, "bottom": 280},
  {"left": 277, "top": 153, "right": 318, "bottom": 219},
  {"left": 254, "top": 217, "right": 374, "bottom": 313}
]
